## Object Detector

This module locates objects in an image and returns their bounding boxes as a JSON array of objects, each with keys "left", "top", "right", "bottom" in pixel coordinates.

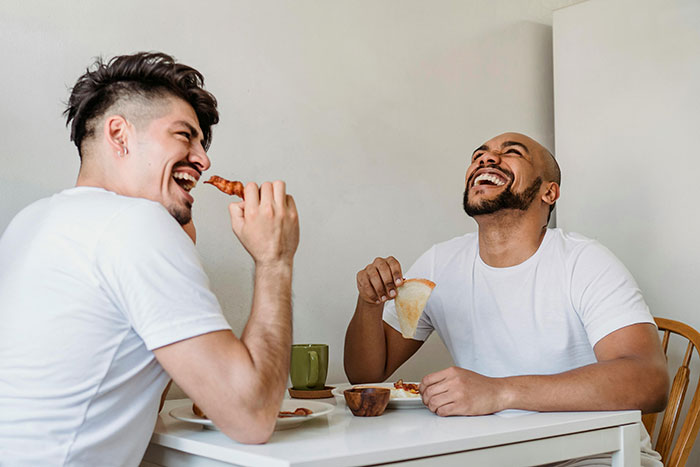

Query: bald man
[{"left": 344, "top": 132, "right": 668, "bottom": 466}]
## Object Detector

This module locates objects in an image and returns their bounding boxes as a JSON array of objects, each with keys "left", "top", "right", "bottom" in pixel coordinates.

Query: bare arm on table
[{"left": 420, "top": 323, "right": 669, "bottom": 416}]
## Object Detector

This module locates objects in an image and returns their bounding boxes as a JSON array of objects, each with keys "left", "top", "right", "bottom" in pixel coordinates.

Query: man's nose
[
  {"left": 190, "top": 144, "right": 211, "bottom": 172},
  {"left": 478, "top": 151, "right": 500, "bottom": 166}
]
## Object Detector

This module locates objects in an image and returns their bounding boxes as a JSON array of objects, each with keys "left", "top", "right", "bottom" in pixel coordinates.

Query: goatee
[
  {"left": 170, "top": 203, "right": 193, "bottom": 226},
  {"left": 463, "top": 176, "right": 542, "bottom": 217}
]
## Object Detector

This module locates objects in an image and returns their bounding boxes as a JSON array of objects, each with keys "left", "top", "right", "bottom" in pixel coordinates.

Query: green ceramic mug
[{"left": 290, "top": 344, "right": 329, "bottom": 390}]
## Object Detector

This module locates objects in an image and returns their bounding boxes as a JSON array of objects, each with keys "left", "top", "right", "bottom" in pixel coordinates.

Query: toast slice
[{"left": 395, "top": 278, "right": 436, "bottom": 339}]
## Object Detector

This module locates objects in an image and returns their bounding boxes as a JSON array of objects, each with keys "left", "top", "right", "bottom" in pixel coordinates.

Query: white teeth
[
  {"left": 474, "top": 173, "right": 506, "bottom": 186},
  {"left": 172, "top": 172, "right": 197, "bottom": 184},
  {"left": 172, "top": 172, "right": 198, "bottom": 192}
]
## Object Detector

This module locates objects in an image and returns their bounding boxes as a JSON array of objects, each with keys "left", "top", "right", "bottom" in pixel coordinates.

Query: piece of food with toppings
[
  {"left": 395, "top": 278, "right": 436, "bottom": 339},
  {"left": 204, "top": 175, "right": 245, "bottom": 198},
  {"left": 278, "top": 407, "right": 313, "bottom": 418},
  {"left": 394, "top": 379, "right": 420, "bottom": 395}
]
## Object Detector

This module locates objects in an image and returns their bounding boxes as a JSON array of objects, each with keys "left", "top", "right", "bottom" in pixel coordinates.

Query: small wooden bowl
[{"left": 343, "top": 387, "right": 391, "bottom": 417}]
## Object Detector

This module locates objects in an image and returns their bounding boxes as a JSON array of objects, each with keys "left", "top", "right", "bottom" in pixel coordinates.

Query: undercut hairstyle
[{"left": 64, "top": 52, "right": 219, "bottom": 158}]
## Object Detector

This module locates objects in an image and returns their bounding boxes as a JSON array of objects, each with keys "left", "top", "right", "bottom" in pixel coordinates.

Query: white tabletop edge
[{"left": 151, "top": 398, "right": 641, "bottom": 467}]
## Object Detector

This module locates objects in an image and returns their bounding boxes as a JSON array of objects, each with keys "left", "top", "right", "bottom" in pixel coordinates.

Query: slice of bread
[{"left": 395, "top": 278, "right": 436, "bottom": 339}]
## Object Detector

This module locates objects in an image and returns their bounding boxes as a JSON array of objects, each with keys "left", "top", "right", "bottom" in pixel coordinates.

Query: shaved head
[
  {"left": 542, "top": 148, "right": 561, "bottom": 186},
  {"left": 463, "top": 132, "right": 560, "bottom": 222}
]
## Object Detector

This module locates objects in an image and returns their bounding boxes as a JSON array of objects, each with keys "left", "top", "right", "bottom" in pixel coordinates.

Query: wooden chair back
[{"left": 642, "top": 317, "right": 700, "bottom": 467}]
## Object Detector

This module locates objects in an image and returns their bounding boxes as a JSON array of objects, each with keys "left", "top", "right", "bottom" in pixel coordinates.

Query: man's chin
[{"left": 169, "top": 205, "right": 192, "bottom": 226}]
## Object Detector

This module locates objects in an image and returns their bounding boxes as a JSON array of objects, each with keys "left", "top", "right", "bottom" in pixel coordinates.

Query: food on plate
[
  {"left": 353, "top": 380, "right": 421, "bottom": 400},
  {"left": 204, "top": 175, "right": 245, "bottom": 198},
  {"left": 193, "top": 403, "right": 313, "bottom": 419},
  {"left": 278, "top": 407, "right": 314, "bottom": 418},
  {"left": 394, "top": 379, "right": 420, "bottom": 395},
  {"left": 192, "top": 403, "right": 206, "bottom": 418},
  {"left": 395, "top": 278, "right": 436, "bottom": 338}
]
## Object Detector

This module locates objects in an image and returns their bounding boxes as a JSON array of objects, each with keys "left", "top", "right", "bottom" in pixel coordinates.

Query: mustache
[
  {"left": 466, "top": 164, "right": 514, "bottom": 187},
  {"left": 173, "top": 161, "right": 202, "bottom": 176}
]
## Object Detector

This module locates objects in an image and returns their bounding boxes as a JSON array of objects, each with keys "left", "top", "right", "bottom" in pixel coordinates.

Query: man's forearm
[
  {"left": 240, "top": 261, "right": 294, "bottom": 403},
  {"left": 344, "top": 297, "right": 388, "bottom": 383},
  {"left": 501, "top": 357, "right": 668, "bottom": 414}
]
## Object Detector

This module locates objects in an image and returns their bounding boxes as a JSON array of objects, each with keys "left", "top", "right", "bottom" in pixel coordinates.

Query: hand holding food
[
  {"left": 204, "top": 175, "right": 245, "bottom": 198},
  {"left": 228, "top": 181, "right": 299, "bottom": 266},
  {"left": 356, "top": 256, "right": 404, "bottom": 305}
]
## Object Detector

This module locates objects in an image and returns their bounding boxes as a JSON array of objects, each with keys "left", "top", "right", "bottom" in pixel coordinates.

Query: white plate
[
  {"left": 332, "top": 382, "right": 425, "bottom": 409},
  {"left": 169, "top": 399, "right": 335, "bottom": 431}
]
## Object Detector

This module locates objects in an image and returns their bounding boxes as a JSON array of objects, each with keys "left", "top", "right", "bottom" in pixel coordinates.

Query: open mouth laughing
[
  {"left": 172, "top": 171, "right": 198, "bottom": 193},
  {"left": 470, "top": 168, "right": 510, "bottom": 189},
  {"left": 473, "top": 172, "right": 507, "bottom": 187}
]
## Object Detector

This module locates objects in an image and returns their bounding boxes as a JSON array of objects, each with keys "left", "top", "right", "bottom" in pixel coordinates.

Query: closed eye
[
  {"left": 472, "top": 152, "right": 484, "bottom": 162},
  {"left": 505, "top": 149, "right": 522, "bottom": 156},
  {"left": 176, "top": 131, "right": 191, "bottom": 140}
]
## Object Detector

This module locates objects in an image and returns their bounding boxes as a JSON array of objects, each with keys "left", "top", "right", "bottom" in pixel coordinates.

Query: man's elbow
[
  {"left": 641, "top": 365, "right": 670, "bottom": 414},
  {"left": 214, "top": 384, "right": 284, "bottom": 443},
  {"left": 220, "top": 412, "right": 276, "bottom": 444},
  {"left": 216, "top": 402, "right": 279, "bottom": 444}
]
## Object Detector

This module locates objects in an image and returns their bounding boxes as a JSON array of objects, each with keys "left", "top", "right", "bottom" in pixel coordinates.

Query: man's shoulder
[
  {"left": 58, "top": 187, "right": 174, "bottom": 225},
  {"left": 546, "top": 228, "right": 622, "bottom": 269},
  {"left": 427, "top": 231, "right": 478, "bottom": 265},
  {"left": 49, "top": 188, "right": 183, "bottom": 247}
]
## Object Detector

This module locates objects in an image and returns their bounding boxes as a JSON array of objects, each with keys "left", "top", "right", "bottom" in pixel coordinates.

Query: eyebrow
[{"left": 471, "top": 141, "right": 530, "bottom": 155}]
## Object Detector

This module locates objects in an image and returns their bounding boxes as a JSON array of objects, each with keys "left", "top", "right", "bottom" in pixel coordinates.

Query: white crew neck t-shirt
[
  {"left": 384, "top": 228, "right": 655, "bottom": 376},
  {"left": 384, "top": 228, "right": 661, "bottom": 466},
  {"left": 0, "top": 187, "right": 231, "bottom": 466}
]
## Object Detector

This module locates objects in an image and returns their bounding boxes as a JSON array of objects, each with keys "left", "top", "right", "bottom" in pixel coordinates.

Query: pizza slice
[{"left": 394, "top": 278, "right": 436, "bottom": 339}]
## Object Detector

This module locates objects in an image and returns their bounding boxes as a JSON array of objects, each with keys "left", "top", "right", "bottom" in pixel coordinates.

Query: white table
[{"left": 143, "top": 396, "right": 641, "bottom": 467}]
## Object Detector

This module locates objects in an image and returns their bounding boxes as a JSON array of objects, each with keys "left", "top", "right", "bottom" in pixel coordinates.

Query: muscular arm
[
  {"left": 155, "top": 181, "right": 299, "bottom": 444},
  {"left": 344, "top": 297, "right": 423, "bottom": 383},
  {"left": 154, "top": 262, "right": 293, "bottom": 443},
  {"left": 421, "top": 323, "right": 669, "bottom": 416}
]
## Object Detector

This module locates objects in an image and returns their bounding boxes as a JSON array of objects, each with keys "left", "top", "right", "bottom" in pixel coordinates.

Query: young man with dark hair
[
  {"left": 0, "top": 52, "right": 299, "bottom": 465},
  {"left": 344, "top": 132, "right": 668, "bottom": 466}
]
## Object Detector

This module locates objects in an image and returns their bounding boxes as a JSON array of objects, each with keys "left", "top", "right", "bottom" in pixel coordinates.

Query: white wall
[
  {"left": 0, "top": 0, "right": 567, "bottom": 392},
  {"left": 554, "top": 0, "right": 700, "bottom": 461}
]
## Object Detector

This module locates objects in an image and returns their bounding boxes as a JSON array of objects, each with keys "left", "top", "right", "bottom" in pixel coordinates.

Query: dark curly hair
[{"left": 64, "top": 52, "right": 219, "bottom": 158}]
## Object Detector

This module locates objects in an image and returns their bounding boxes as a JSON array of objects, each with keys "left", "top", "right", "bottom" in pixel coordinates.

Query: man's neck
[
  {"left": 76, "top": 158, "right": 119, "bottom": 193},
  {"left": 475, "top": 211, "right": 548, "bottom": 268}
]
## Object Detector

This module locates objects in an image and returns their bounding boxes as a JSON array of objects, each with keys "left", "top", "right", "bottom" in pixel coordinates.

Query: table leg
[{"left": 611, "top": 423, "right": 640, "bottom": 467}]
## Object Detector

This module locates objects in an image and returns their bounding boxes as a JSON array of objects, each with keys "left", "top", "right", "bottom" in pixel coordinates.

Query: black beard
[
  {"left": 169, "top": 202, "right": 192, "bottom": 225},
  {"left": 463, "top": 176, "right": 543, "bottom": 217}
]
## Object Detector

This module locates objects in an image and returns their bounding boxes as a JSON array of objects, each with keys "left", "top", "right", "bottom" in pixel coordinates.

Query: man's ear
[
  {"left": 104, "top": 115, "right": 130, "bottom": 158},
  {"left": 542, "top": 181, "right": 560, "bottom": 208}
]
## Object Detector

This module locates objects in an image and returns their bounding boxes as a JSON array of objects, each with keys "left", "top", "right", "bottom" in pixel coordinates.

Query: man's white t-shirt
[
  {"left": 383, "top": 228, "right": 661, "bottom": 466},
  {"left": 384, "top": 228, "right": 655, "bottom": 375},
  {"left": 0, "top": 187, "right": 231, "bottom": 466}
]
